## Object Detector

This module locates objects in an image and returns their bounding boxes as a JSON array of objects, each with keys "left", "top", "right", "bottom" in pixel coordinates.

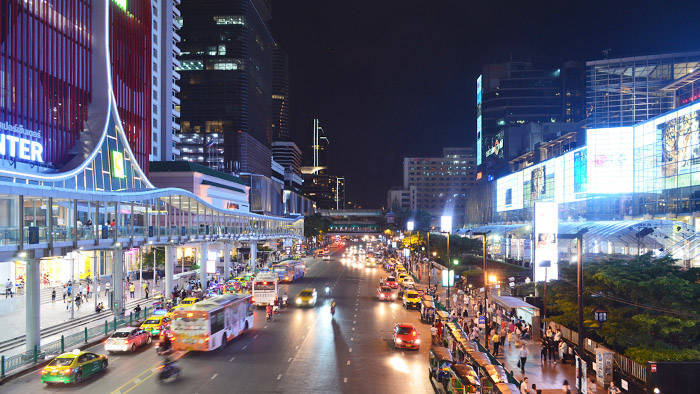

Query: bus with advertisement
[
  {"left": 171, "top": 294, "right": 253, "bottom": 352},
  {"left": 271, "top": 261, "right": 306, "bottom": 283},
  {"left": 251, "top": 272, "right": 278, "bottom": 307}
]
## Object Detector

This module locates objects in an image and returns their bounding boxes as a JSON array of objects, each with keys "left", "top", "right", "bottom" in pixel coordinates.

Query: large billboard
[
  {"left": 659, "top": 107, "right": 700, "bottom": 188},
  {"left": 476, "top": 75, "right": 482, "bottom": 166},
  {"left": 496, "top": 171, "right": 523, "bottom": 211},
  {"left": 587, "top": 127, "right": 634, "bottom": 194},
  {"left": 534, "top": 202, "right": 558, "bottom": 282}
]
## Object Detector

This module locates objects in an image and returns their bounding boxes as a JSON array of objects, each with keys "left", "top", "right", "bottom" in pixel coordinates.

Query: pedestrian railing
[
  {"left": 547, "top": 320, "right": 647, "bottom": 384},
  {"left": 0, "top": 307, "right": 149, "bottom": 378}
]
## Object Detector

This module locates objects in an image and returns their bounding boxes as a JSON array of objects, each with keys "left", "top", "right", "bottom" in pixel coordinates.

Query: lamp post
[
  {"left": 560, "top": 228, "right": 589, "bottom": 391},
  {"left": 440, "top": 216, "right": 452, "bottom": 311},
  {"left": 472, "top": 231, "right": 490, "bottom": 348}
]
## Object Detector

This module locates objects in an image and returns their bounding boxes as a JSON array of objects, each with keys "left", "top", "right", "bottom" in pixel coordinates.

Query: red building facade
[{"left": 0, "top": 0, "right": 151, "bottom": 173}]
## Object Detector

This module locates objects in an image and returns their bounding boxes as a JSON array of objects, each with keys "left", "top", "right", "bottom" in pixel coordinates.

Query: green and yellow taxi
[
  {"left": 402, "top": 290, "right": 421, "bottom": 310},
  {"left": 41, "top": 350, "right": 108, "bottom": 384},
  {"left": 139, "top": 311, "right": 171, "bottom": 336},
  {"left": 397, "top": 272, "right": 410, "bottom": 285}
]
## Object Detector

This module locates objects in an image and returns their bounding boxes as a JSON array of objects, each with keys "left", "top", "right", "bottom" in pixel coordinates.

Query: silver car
[{"left": 105, "top": 327, "right": 151, "bottom": 353}]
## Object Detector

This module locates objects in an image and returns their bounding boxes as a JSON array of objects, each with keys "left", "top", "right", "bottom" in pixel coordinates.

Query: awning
[{"left": 491, "top": 295, "right": 538, "bottom": 311}]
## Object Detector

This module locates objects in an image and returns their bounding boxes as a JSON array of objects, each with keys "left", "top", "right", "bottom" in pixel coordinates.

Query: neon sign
[
  {"left": 0, "top": 122, "right": 43, "bottom": 164},
  {"left": 110, "top": 150, "right": 126, "bottom": 179}
]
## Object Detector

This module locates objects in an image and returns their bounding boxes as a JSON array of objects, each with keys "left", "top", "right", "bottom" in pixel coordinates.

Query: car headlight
[
  {"left": 395, "top": 338, "right": 402, "bottom": 344},
  {"left": 296, "top": 298, "right": 301, "bottom": 304},
  {"left": 415, "top": 339, "right": 421, "bottom": 344}
]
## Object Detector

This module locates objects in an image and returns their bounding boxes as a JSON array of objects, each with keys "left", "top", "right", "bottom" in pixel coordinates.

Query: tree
[
  {"left": 542, "top": 255, "right": 700, "bottom": 363},
  {"left": 304, "top": 214, "right": 331, "bottom": 238}
]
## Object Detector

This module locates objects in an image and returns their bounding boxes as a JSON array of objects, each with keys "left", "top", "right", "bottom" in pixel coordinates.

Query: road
[{"left": 2, "top": 249, "right": 434, "bottom": 393}]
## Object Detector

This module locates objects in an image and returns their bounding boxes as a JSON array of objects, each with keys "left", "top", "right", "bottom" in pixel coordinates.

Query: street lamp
[
  {"left": 440, "top": 216, "right": 452, "bottom": 310},
  {"left": 560, "top": 227, "right": 588, "bottom": 390},
  {"left": 472, "top": 230, "right": 490, "bottom": 348}
]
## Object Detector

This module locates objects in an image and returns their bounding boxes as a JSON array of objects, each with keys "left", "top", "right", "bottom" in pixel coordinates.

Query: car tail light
[{"left": 61, "top": 368, "right": 73, "bottom": 375}]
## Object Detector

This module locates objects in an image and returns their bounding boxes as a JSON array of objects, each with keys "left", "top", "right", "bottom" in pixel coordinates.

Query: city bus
[
  {"left": 272, "top": 261, "right": 306, "bottom": 283},
  {"left": 251, "top": 272, "right": 278, "bottom": 307},
  {"left": 171, "top": 294, "right": 253, "bottom": 352}
]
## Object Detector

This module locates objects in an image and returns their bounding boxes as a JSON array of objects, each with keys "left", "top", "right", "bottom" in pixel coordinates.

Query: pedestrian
[
  {"left": 5, "top": 278, "right": 12, "bottom": 298},
  {"left": 51, "top": 289, "right": 56, "bottom": 303},
  {"left": 75, "top": 294, "right": 81, "bottom": 309},
  {"left": 63, "top": 289, "right": 67, "bottom": 303},
  {"left": 105, "top": 281, "right": 110, "bottom": 296},
  {"left": 492, "top": 332, "right": 500, "bottom": 356},
  {"left": 86, "top": 283, "right": 90, "bottom": 297},
  {"left": 520, "top": 377, "right": 529, "bottom": 394},
  {"left": 430, "top": 324, "right": 438, "bottom": 345},
  {"left": 562, "top": 379, "right": 571, "bottom": 394},
  {"left": 531, "top": 384, "right": 539, "bottom": 394},
  {"left": 519, "top": 344, "right": 528, "bottom": 374},
  {"left": 540, "top": 341, "right": 548, "bottom": 363},
  {"left": 129, "top": 282, "right": 135, "bottom": 298},
  {"left": 145, "top": 285, "right": 149, "bottom": 299}
]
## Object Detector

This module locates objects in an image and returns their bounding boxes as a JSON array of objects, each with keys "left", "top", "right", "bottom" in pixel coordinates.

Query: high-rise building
[
  {"left": 302, "top": 173, "right": 345, "bottom": 210},
  {"left": 177, "top": 0, "right": 275, "bottom": 176},
  {"left": 586, "top": 51, "right": 700, "bottom": 128},
  {"left": 387, "top": 186, "right": 417, "bottom": 212},
  {"left": 150, "top": 0, "right": 182, "bottom": 162},
  {"left": 402, "top": 147, "right": 476, "bottom": 228},
  {"left": 271, "top": 141, "right": 302, "bottom": 176},
  {"left": 271, "top": 44, "right": 290, "bottom": 141},
  {"left": 476, "top": 60, "right": 585, "bottom": 169}
]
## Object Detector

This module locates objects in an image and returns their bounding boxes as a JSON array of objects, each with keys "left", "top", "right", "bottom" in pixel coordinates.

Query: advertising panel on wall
[
  {"left": 586, "top": 127, "right": 634, "bottom": 194},
  {"left": 496, "top": 171, "right": 523, "bottom": 211},
  {"left": 476, "top": 75, "right": 483, "bottom": 166},
  {"left": 534, "top": 201, "right": 558, "bottom": 282}
]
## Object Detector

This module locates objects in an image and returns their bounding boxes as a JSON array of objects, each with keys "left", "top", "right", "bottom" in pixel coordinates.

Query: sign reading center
[{"left": 0, "top": 122, "right": 44, "bottom": 164}]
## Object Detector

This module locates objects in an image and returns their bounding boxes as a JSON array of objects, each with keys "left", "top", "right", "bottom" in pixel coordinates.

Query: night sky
[{"left": 270, "top": 0, "right": 700, "bottom": 208}]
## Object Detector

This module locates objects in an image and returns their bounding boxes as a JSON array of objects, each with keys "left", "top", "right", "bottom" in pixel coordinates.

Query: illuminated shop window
[
  {"left": 179, "top": 60, "right": 203, "bottom": 70},
  {"left": 214, "top": 15, "right": 245, "bottom": 25}
]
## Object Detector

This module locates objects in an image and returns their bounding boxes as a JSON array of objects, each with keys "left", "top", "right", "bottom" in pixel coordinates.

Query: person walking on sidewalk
[
  {"left": 518, "top": 344, "right": 528, "bottom": 374},
  {"left": 145, "top": 284, "right": 149, "bottom": 299},
  {"left": 520, "top": 377, "right": 529, "bottom": 394},
  {"left": 129, "top": 282, "right": 135, "bottom": 298},
  {"left": 492, "top": 332, "right": 501, "bottom": 356},
  {"left": 52, "top": 288, "right": 56, "bottom": 303},
  {"left": 5, "top": 278, "right": 12, "bottom": 298}
]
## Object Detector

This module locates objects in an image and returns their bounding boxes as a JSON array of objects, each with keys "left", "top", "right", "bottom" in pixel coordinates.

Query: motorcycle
[
  {"left": 158, "top": 361, "right": 180, "bottom": 383},
  {"left": 155, "top": 340, "right": 172, "bottom": 356},
  {"left": 281, "top": 294, "right": 288, "bottom": 307}
]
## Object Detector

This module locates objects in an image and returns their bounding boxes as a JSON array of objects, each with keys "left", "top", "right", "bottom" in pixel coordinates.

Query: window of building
[
  {"left": 153, "top": 146, "right": 158, "bottom": 155},
  {"left": 153, "top": 104, "right": 158, "bottom": 114},
  {"left": 179, "top": 60, "right": 204, "bottom": 71},
  {"left": 213, "top": 61, "right": 239, "bottom": 70},
  {"left": 207, "top": 46, "right": 217, "bottom": 56},
  {"left": 153, "top": 132, "right": 158, "bottom": 142},
  {"left": 218, "top": 45, "right": 226, "bottom": 56},
  {"left": 213, "top": 15, "right": 245, "bottom": 25},
  {"left": 153, "top": 76, "right": 158, "bottom": 86}
]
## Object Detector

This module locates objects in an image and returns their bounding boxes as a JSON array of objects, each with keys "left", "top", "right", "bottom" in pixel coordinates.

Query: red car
[
  {"left": 383, "top": 276, "right": 398, "bottom": 289},
  {"left": 393, "top": 323, "right": 420, "bottom": 350},
  {"left": 377, "top": 286, "right": 396, "bottom": 301}
]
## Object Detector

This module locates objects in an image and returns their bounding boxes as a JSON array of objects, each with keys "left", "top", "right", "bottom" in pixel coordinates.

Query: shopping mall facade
[
  {"left": 0, "top": 1, "right": 302, "bottom": 350},
  {"left": 465, "top": 101, "right": 699, "bottom": 268}
]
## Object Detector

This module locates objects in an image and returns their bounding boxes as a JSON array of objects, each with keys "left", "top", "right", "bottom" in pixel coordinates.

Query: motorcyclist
[
  {"left": 330, "top": 300, "right": 336, "bottom": 316},
  {"left": 282, "top": 292, "right": 288, "bottom": 307},
  {"left": 158, "top": 332, "right": 172, "bottom": 353},
  {"left": 266, "top": 304, "right": 273, "bottom": 320}
]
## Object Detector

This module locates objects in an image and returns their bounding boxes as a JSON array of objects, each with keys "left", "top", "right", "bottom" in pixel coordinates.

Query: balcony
[{"left": 173, "top": 83, "right": 180, "bottom": 93}]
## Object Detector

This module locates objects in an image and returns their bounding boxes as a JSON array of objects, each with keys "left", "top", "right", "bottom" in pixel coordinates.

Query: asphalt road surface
[{"left": 3, "top": 249, "right": 434, "bottom": 393}]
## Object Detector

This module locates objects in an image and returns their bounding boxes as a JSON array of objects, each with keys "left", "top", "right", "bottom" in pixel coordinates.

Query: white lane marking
[
  {"left": 242, "top": 345, "right": 248, "bottom": 350},
  {"left": 254, "top": 334, "right": 259, "bottom": 339},
  {"left": 229, "top": 356, "right": 236, "bottom": 362},
  {"left": 352, "top": 327, "right": 355, "bottom": 331},
  {"left": 133, "top": 378, "right": 141, "bottom": 384},
  {"left": 351, "top": 337, "right": 354, "bottom": 341},
  {"left": 295, "top": 345, "right": 300, "bottom": 349},
  {"left": 210, "top": 373, "right": 218, "bottom": 380},
  {"left": 346, "top": 360, "right": 351, "bottom": 365},
  {"left": 349, "top": 347, "right": 353, "bottom": 353},
  {"left": 353, "top": 320, "right": 356, "bottom": 324},
  {"left": 344, "top": 377, "right": 348, "bottom": 383},
  {"left": 288, "top": 357, "right": 293, "bottom": 362},
  {"left": 264, "top": 325, "right": 268, "bottom": 329},
  {"left": 276, "top": 374, "right": 283, "bottom": 380}
]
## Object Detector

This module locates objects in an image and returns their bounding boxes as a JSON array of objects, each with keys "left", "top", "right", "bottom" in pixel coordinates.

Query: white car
[
  {"left": 402, "top": 278, "right": 415, "bottom": 288},
  {"left": 105, "top": 327, "right": 151, "bottom": 353},
  {"left": 322, "top": 254, "right": 331, "bottom": 260}
]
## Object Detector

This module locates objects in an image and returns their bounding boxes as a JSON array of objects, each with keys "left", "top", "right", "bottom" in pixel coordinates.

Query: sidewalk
[
  {"left": 0, "top": 279, "right": 161, "bottom": 355},
  {"left": 408, "top": 262, "right": 579, "bottom": 392}
]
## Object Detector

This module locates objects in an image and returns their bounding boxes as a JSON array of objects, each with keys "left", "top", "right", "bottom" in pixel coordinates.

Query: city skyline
[{"left": 271, "top": 0, "right": 700, "bottom": 207}]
